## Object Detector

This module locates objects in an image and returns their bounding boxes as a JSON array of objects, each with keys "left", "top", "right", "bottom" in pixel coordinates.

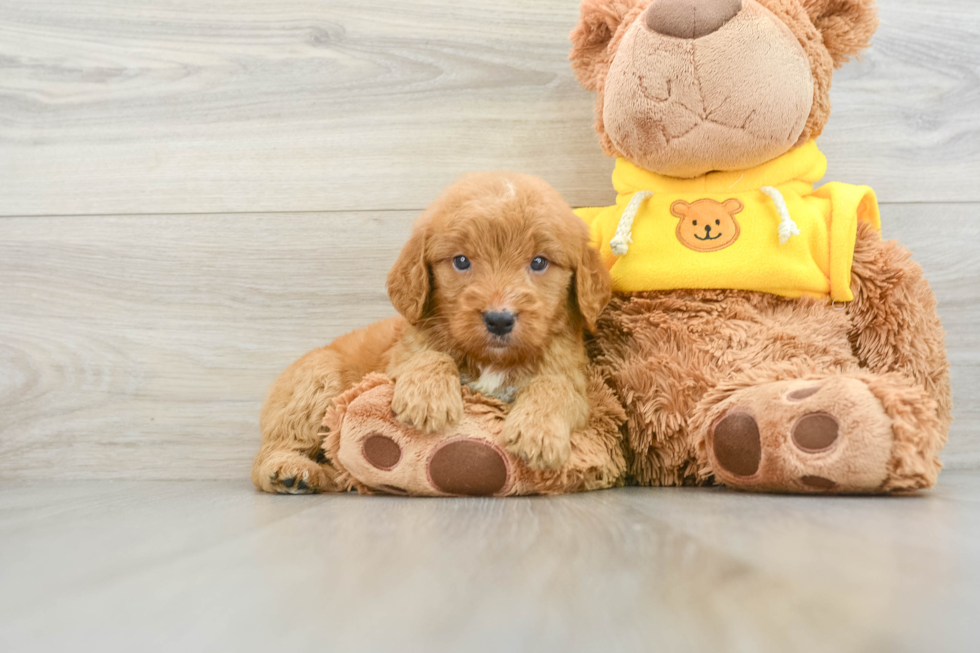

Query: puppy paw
[
  {"left": 501, "top": 408, "right": 571, "bottom": 470},
  {"left": 254, "top": 452, "right": 333, "bottom": 494},
  {"left": 392, "top": 372, "right": 464, "bottom": 433}
]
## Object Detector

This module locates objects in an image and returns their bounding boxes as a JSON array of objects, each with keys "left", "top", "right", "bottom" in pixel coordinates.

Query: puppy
[{"left": 253, "top": 172, "right": 612, "bottom": 493}]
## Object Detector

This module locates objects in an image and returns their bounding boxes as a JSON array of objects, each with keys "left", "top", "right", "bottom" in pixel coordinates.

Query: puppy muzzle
[{"left": 482, "top": 310, "right": 516, "bottom": 337}]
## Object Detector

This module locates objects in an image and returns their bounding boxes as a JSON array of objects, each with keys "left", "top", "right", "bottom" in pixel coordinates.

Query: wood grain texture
[
  {"left": 2, "top": 475, "right": 980, "bottom": 652},
  {"left": 0, "top": 0, "right": 978, "bottom": 217},
  {"left": 0, "top": 211, "right": 412, "bottom": 479},
  {"left": 1, "top": 204, "right": 977, "bottom": 480}
]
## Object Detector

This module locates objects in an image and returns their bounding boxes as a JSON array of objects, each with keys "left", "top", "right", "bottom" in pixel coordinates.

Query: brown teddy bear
[
  {"left": 570, "top": 0, "right": 950, "bottom": 493},
  {"left": 306, "top": 0, "right": 949, "bottom": 496}
]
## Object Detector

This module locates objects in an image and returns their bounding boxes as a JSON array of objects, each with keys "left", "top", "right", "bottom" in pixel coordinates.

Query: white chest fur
[{"left": 464, "top": 367, "right": 518, "bottom": 404}]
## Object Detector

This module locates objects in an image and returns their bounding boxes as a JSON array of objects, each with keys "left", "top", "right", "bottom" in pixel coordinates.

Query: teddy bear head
[{"left": 569, "top": 0, "right": 879, "bottom": 178}]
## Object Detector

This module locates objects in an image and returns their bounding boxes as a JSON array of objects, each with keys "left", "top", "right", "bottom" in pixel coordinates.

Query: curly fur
[{"left": 253, "top": 172, "right": 612, "bottom": 493}]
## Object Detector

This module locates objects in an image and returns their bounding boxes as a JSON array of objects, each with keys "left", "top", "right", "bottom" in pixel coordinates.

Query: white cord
[
  {"left": 609, "top": 191, "right": 653, "bottom": 256},
  {"left": 610, "top": 187, "right": 798, "bottom": 254},
  {"left": 761, "top": 186, "right": 800, "bottom": 244}
]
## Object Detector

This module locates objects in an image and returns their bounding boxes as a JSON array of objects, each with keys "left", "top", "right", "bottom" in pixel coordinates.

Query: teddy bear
[
  {"left": 320, "top": 0, "right": 950, "bottom": 495},
  {"left": 569, "top": 0, "right": 950, "bottom": 493}
]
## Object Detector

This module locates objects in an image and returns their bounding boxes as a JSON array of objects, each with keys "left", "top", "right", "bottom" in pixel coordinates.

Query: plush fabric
[
  {"left": 580, "top": 141, "right": 880, "bottom": 301},
  {"left": 700, "top": 375, "right": 897, "bottom": 494},
  {"left": 570, "top": 0, "right": 879, "bottom": 177},
  {"left": 322, "top": 372, "right": 628, "bottom": 496},
  {"left": 559, "top": 0, "right": 950, "bottom": 495},
  {"left": 644, "top": 0, "right": 744, "bottom": 39},
  {"left": 602, "top": 0, "right": 815, "bottom": 177},
  {"left": 585, "top": 227, "right": 948, "bottom": 493}
]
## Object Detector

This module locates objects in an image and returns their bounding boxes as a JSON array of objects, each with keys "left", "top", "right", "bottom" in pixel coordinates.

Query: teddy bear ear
[
  {"left": 670, "top": 200, "right": 690, "bottom": 218},
  {"left": 803, "top": 0, "right": 880, "bottom": 68},
  {"left": 569, "top": 0, "right": 646, "bottom": 91},
  {"left": 723, "top": 199, "right": 744, "bottom": 215}
]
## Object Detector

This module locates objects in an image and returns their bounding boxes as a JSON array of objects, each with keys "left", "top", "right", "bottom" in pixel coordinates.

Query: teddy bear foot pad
[
  {"left": 322, "top": 373, "right": 629, "bottom": 497},
  {"left": 325, "top": 377, "right": 528, "bottom": 497},
  {"left": 358, "top": 431, "right": 511, "bottom": 496},
  {"left": 706, "top": 377, "right": 895, "bottom": 494}
]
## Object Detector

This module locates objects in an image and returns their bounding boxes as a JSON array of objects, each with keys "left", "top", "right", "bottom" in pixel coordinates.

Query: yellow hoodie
[{"left": 576, "top": 141, "right": 880, "bottom": 302}]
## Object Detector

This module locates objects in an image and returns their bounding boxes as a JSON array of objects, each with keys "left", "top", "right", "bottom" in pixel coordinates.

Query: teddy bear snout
[{"left": 644, "top": 0, "right": 742, "bottom": 40}]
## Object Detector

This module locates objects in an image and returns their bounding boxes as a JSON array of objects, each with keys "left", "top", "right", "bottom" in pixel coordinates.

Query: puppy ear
[
  {"left": 386, "top": 220, "right": 430, "bottom": 325},
  {"left": 802, "top": 0, "right": 879, "bottom": 68},
  {"left": 569, "top": 0, "right": 645, "bottom": 91},
  {"left": 575, "top": 243, "right": 613, "bottom": 333}
]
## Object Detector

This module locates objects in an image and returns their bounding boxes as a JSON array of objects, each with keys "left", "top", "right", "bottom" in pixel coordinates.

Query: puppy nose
[
  {"left": 704, "top": 224, "right": 712, "bottom": 232},
  {"left": 483, "top": 311, "right": 516, "bottom": 336},
  {"left": 644, "top": 0, "right": 742, "bottom": 39}
]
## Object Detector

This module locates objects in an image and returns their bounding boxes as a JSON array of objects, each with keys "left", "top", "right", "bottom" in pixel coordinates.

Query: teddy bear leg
[
  {"left": 846, "top": 223, "right": 952, "bottom": 445},
  {"left": 693, "top": 371, "right": 942, "bottom": 494},
  {"left": 323, "top": 374, "right": 627, "bottom": 497},
  {"left": 323, "top": 377, "right": 518, "bottom": 497}
]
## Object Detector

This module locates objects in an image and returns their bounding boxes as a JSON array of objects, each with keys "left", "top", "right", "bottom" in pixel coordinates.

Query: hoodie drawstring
[
  {"left": 760, "top": 186, "right": 800, "bottom": 244},
  {"left": 609, "top": 187, "right": 800, "bottom": 257},
  {"left": 609, "top": 191, "right": 653, "bottom": 256}
]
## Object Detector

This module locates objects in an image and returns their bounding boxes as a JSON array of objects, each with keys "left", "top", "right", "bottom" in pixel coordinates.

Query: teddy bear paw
[
  {"left": 333, "top": 384, "right": 515, "bottom": 496},
  {"left": 352, "top": 431, "right": 510, "bottom": 496},
  {"left": 705, "top": 377, "right": 895, "bottom": 494}
]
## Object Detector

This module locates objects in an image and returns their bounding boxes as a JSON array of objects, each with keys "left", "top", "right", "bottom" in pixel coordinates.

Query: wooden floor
[{"left": 1, "top": 473, "right": 979, "bottom": 652}]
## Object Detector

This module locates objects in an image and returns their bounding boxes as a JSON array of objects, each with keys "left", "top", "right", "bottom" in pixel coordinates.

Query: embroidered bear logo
[{"left": 671, "top": 199, "right": 743, "bottom": 253}]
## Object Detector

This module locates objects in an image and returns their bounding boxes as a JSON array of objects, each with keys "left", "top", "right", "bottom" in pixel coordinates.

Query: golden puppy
[{"left": 253, "top": 172, "right": 612, "bottom": 493}]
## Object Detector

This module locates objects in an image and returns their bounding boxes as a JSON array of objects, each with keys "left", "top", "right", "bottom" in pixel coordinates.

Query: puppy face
[{"left": 387, "top": 172, "right": 611, "bottom": 368}]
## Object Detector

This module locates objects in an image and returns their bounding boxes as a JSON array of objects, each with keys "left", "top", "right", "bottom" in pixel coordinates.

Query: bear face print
[{"left": 671, "top": 199, "right": 743, "bottom": 253}]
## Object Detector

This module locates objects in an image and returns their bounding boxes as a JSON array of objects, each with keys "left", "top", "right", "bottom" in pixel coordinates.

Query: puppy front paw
[
  {"left": 502, "top": 408, "right": 571, "bottom": 470},
  {"left": 392, "top": 373, "right": 464, "bottom": 433}
]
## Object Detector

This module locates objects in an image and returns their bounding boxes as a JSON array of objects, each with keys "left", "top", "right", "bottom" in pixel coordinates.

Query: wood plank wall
[{"left": 1, "top": 0, "right": 978, "bottom": 479}]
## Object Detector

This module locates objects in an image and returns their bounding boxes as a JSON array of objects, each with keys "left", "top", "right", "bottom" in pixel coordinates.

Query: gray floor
[{"left": 1, "top": 475, "right": 978, "bottom": 653}]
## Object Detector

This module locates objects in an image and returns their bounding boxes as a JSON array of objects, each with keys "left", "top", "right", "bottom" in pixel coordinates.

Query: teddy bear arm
[{"left": 846, "top": 222, "right": 952, "bottom": 433}]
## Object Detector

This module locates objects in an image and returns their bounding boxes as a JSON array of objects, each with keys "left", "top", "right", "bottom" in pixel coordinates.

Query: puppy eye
[
  {"left": 692, "top": 220, "right": 698, "bottom": 226},
  {"left": 452, "top": 255, "right": 471, "bottom": 272},
  {"left": 530, "top": 256, "right": 549, "bottom": 272},
  {"left": 715, "top": 219, "right": 720, "bottom": 225}
]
